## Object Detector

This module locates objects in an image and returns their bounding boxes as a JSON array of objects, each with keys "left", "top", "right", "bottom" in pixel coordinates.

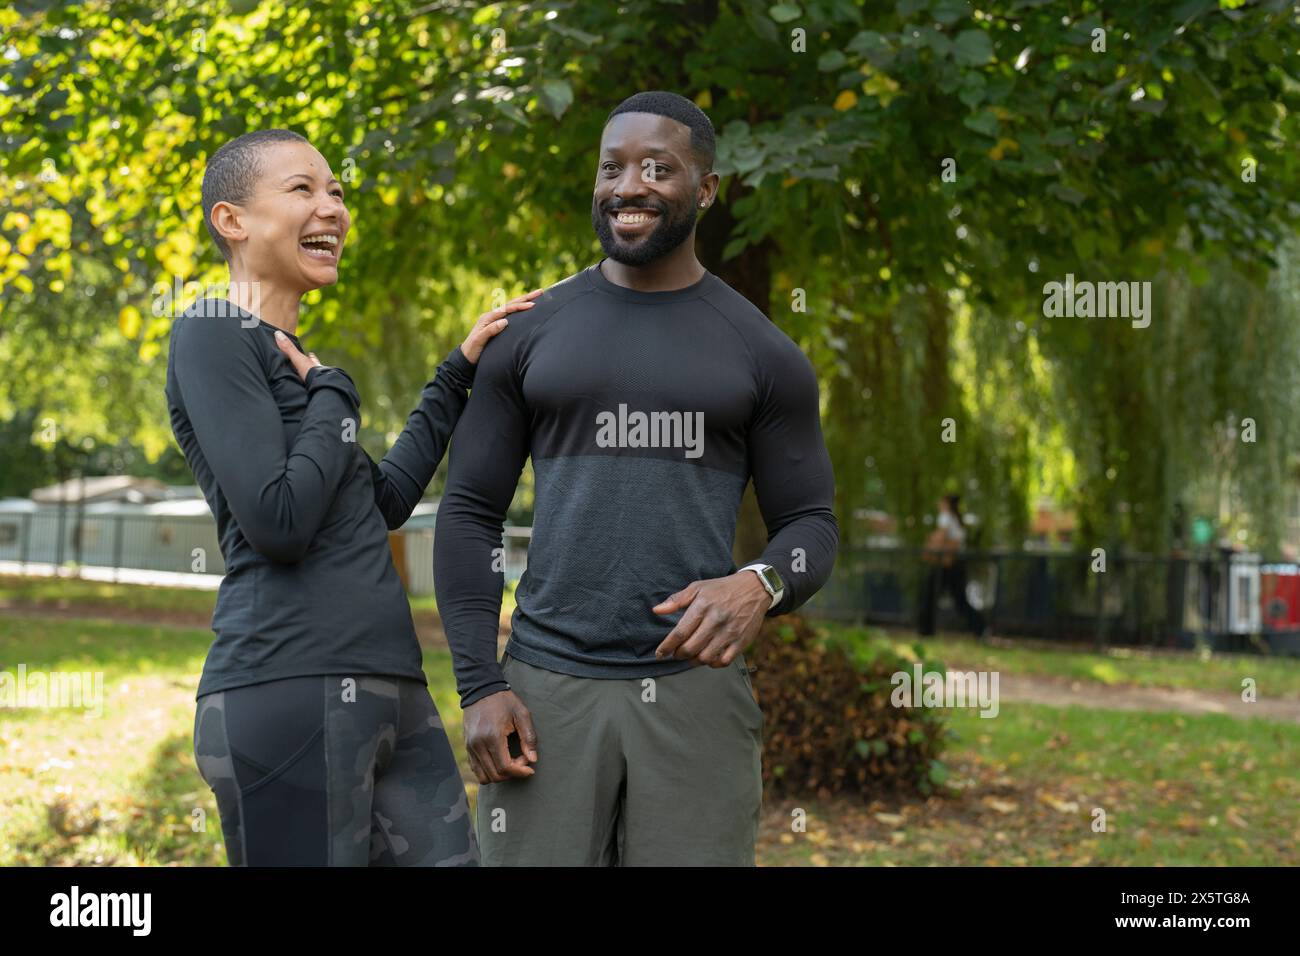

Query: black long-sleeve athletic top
[
  {"left": 434, "top": 261, "right": 839, "bottom": 708},
  {"left": 165, "top": 298, "right": 475, "bottom": 698}
]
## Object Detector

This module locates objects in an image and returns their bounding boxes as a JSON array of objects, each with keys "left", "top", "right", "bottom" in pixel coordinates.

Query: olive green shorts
[{"left": 476, "top": 651, "right": 764, "bottom": 866}]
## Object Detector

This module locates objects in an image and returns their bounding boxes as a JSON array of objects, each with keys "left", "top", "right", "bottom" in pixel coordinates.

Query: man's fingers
[
  {"left": 652, "top": 581, "right": 699, "bottom": 615},
  {"left": 492, "top": 724, "right": 534, "bottom": 778},
  {"left": 676, "top": 611, "right": 724, "bottom": 662},
  {"left": 473, "top": 703, "right": 535, "bottom": 779},
  {"left": 694, "top": 629, "right": 735, "bottom": 666},
  {"left": 655, "top": 598, "right": 706, "bottom": 659},
  {"left": 466, "top": 749, "right": 489, "bottom": 785},
  {"left": 512, "top": 703, "right": 539, "bottom": 763},
  {"left": 472, "top": 737, "right": 506, "bottom": 783}
]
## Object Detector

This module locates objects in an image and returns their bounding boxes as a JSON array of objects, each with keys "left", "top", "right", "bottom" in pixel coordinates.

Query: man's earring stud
[{"left": 699, "top": 201, "right": 707, "bottom": 208}]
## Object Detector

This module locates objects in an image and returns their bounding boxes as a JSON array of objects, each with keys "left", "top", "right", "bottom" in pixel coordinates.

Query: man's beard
[{"left": 591, "top": 198, "right": 698, "bottom": 266}]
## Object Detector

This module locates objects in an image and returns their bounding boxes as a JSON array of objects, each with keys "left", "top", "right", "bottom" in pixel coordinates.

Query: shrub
[{"left": 749, "top": 616, "right": 951, "bottom": 799}]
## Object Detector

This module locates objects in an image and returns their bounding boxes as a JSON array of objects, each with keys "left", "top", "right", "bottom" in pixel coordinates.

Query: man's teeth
[{"left": 615, "top": 212, "right": 655, "bottom": 224}]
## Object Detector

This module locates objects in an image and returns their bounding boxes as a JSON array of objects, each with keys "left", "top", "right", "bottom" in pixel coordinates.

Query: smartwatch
[{"left": 739, "top": 562, "right": 785, "bottom": 611}]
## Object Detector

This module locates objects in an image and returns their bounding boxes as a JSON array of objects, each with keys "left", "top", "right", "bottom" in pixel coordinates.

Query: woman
[
  {"left": 164, "top": 129, "right": 539, "bottom": 865},
  {"left": 918, "top": 493, "right": 989, "bottom": 640}
]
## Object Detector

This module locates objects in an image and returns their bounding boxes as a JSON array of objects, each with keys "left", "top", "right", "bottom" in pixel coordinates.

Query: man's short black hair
[
  {"left": 201, "top": 128, "right": 309, "bottom": 264},
  {"left": 605, "top": 91, "right": 716, "bottom": 173}
]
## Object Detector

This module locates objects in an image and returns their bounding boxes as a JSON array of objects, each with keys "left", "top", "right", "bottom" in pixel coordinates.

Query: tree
[{"left": 3, "top": 0, "right": 1298, "bottom": 552}]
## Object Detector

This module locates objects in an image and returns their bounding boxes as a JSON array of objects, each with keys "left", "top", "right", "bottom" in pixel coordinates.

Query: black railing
[{"left": 801, "top": 546, "right": 1300, "bottom": 657}]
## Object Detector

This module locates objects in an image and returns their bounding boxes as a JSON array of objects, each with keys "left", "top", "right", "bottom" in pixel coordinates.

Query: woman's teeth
[{"left": 300, "top": 234, "right": 338, "bottom": 259}]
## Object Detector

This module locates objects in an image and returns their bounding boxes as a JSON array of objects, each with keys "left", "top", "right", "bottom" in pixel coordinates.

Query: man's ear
[
  {"left": 698, "top": 171, "right": 721, "bottom": 208},
  {"left": 210, "top": 200, "right": 247, "bottom": 249}
]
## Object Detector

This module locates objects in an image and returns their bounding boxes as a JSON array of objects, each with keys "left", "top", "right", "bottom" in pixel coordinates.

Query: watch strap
[{"left": 739, "top": 563, "right": 783, "bottom": 611}]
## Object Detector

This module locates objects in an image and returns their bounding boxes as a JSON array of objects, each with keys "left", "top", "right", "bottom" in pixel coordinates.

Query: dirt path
[
  {"left": 996, "top": 672, "right": 1300, "bottom": 724},
  {"left": 4, "top": 604, "right": 1297, "bottom": 723}
]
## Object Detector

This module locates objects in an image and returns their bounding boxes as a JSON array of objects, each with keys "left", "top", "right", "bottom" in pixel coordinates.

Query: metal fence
[
  {"left": 0, "top": 511, "right": 225, "bottom": 576},
  {"left": 0, "top": 510, "right": 532, "bottom": 596},
  {"left": 801, "top": 546, "right": 1300, "bottom": 657},
  {"left": 6, "top": 508, "right": 1299, "bottom": 658}
]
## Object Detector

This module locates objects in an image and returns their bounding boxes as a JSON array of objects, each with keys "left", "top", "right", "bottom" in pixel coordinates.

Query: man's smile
[{"left": 609, "top": 207, "right": 660, "bottom": 237}]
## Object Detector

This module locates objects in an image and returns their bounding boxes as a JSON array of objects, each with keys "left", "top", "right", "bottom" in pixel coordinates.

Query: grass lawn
[
  {"left": 0, "top": 613, "right": 470, "bottom": 865},
  {"left": 0, "top": 573, "right": 516, "bottom": 621},
  {"left": 758, "top": 703, "right": 1298, "bottom": 866},
  {"left": 2, "top": 610, "right": 1296, "bottom": 866},
  {"left": 846, "top": 626, "right": 1300, "bottom": 700},
  {"left": 0, "top": 574, "right": 220, "bottom": 617}
]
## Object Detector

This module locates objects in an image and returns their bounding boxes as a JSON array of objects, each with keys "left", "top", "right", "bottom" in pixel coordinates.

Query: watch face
[{"left": 760, "top": 565, "right": 784, "bottom": 593}]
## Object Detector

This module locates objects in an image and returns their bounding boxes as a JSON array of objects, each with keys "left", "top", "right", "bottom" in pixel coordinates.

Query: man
[{"left": 434, "top": 91, "right": 839, "bottom": 865}]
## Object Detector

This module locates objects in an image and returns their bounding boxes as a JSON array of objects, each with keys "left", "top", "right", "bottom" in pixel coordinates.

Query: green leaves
[
  {"left": 3, "top": 0, "right": 1300, "bottom": 557},
  {"left": 962, "top": 109, "right": 998, "bottom": 137},
  {"left": 818, "top": 50, "right": 847, "bottom": 72},
  {"left": 768, "top": 3, "right": 802, "bottom": 24},
  {"left": 847, "top": 30, "right": 894, "bottom": 68},
  {"left": 931, "top": 0, "right": 971, "bottom": 25},
  {"left": 537, "top": 78, "right": 573, "bottom": 120},
  {"left": 952, "top": 28, "right": 994, "bottom": 66}
]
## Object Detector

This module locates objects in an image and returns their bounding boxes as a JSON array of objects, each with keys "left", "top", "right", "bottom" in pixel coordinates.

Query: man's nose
[{"left": 614, "top": 164, "right": 653, "bottom": 201}]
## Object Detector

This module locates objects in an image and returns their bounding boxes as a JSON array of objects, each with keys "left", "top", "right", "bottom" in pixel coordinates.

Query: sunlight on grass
[{"left": 4, "top": 610, "right": 1296, "bottom": 867}]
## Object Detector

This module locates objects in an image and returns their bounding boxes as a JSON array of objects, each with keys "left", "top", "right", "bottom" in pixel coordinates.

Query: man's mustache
[{"left": 598, "top": 199, "right": 670, "bottom": 215}]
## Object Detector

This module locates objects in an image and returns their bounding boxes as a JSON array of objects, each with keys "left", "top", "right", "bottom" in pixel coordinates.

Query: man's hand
[
  {"left": 652, "top": 571, "right": 771, "bottom": 667},
  {"left": 459, "top": 289, "right": 544, "bottom": 364},
  {"left": 462, "top": 689, "right": 538, "bottom": 784}
]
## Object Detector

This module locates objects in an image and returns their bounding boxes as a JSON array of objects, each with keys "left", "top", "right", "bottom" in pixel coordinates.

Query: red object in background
[{"left": 1260, "top": 565, "right": 1300, "bottom": 629}]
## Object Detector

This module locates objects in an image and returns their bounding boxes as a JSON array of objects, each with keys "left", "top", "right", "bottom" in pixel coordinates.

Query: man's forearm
[
  {"left": 755, "top": 507, "right": 839, "bottom": 615},
  {"left": 433, "top": 493, "right": 512, "bottom": 708}
]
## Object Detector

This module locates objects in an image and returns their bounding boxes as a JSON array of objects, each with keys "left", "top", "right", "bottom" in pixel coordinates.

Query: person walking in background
[{"left": 918, "top": 493, "right": 989, "bottom": 640}]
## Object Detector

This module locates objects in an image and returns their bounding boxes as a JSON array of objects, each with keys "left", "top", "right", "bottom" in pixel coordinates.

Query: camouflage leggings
[{"left": 194, "top": 674, "right": 479, "bottom": 866}]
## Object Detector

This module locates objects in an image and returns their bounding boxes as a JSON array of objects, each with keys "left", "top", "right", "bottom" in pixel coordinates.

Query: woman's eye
[{"left": 295, "top": 183, "right": 311, "bottom": 192}]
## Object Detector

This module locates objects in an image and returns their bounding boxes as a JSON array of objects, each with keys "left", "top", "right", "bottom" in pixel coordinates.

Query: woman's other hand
[{"left": 459, "top": 288, "right": 543, "bottom": 364}]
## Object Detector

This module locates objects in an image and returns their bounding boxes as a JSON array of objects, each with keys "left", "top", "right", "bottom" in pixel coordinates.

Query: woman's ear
[{"left": 210, "top": 200, "right": 247, "bottom": 249}]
